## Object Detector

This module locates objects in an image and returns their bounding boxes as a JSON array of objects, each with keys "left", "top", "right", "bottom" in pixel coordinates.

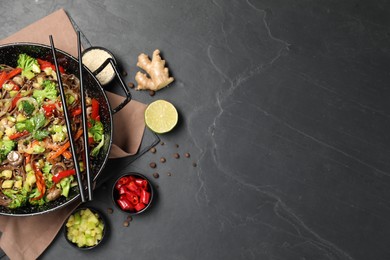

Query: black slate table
[{"left": 1, "top": 1, "right": 390, "bottom": 259}]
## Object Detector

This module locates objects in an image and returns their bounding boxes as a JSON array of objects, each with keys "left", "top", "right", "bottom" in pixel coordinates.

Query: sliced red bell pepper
[
  {"left": 42, "top": 103, "right": 57, "bottom": 117},
  {"left": 71, "top": 107, "right": 82, "bottom": 117},
  {"left": 52, "top": 169, "right": 76, "bottom": 183},
  {"left": 37, "top": 59, "right": 65, "bottom": 73},
  {"left": 0, "top": 71, "right": 7, "bottom": 88},
  {"left": 11, "top": 93, "right": 22, "bottom": 109},
  {"left": 88, "top": 137, "right": 95, "bottom": 145},
  {"left": 6, "top": 68, "right": 22, "bottom": 79},
  {"left": 91, "top": 98, "right": 100, "bottom": 121},
  {"left": 0, "top": 68, "right": 22, "bottom": 88},
  {"left": 9, "top": 130, "right": 29, "bottom": 140}
]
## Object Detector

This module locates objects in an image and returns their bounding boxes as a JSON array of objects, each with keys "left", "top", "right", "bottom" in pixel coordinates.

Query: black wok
[{"left": 0, "top": 43, "right": 131, "bottom": 216}]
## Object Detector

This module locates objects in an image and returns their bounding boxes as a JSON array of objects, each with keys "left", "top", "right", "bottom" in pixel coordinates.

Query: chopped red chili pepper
[
  {"left": 125, "top": 191, "right": 139, "bottom": 205},
  {"left": 126, "top": 181, "right": 139, "bottom": 193},
  {"left": 116, "top": 197, "right": 134, "bottom": 211},
  {"left": 115, "top": 175, "right": 151, "bottom": 212},
  {"left": 135, "top": 179, "right": 148, "bottom": 190},
  {"left": 134, "top": 203, "right": 146, "bottom": 212},
  {"left": 140, "top": 189, "right": 151, "bottom": 205},
  {"left": 116, "top": 176, "right": 131, "bottom": 188},
  {"left": 118, "top": 186, "right": 127, "bottom": 195}
]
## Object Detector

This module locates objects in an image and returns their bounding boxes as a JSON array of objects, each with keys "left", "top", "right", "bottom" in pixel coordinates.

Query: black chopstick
[
  {"left": 77, "top": 31, "right": 93, "bottom": 201},
  {"left": 49, "top": 35, "right": 86, "bottom": 202}
]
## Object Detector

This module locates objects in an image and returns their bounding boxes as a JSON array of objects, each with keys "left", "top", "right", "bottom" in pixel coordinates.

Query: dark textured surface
[{"left": 1, "top": 1, "right": 390, "bottom": 259}]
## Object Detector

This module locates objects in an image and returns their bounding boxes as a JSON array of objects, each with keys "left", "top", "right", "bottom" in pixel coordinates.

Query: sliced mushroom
[
  {"left": 0, "top": 190, "right": 11, "bottom": 207},
  {"left": 7, "top": 151, "right": 23, "bottom": 166},
  {"left": 46, "top": 187, "right": 62, "bottom": 202}
]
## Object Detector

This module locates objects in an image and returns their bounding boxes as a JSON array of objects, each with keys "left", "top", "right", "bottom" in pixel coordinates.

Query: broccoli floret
[
  {"left": 91, "top": 135, "right": 104, "bottom": 157},
  {"left": 33, "top": 80, "right": 58, "bottom": 103},
  {"left": 0, "top": 139, "right": 15, "bottom": 162},
  {"left": 3, "top": 188, "right": 28, "bottom": 209},
  {"left": 28, "top": 188, "right": 46, "bottom": 206},
  {"left": 17, "top": 53, "right": 41, "bottom": 80},
  {"left": 58, "top": 175, "right": 74, "bottom": 198},
  {"left": 89, "top": 120, "right": 103, "bottom": 142}
]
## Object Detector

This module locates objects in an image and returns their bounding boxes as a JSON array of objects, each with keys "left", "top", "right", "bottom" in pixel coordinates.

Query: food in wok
[{"left": 0, "top": 53, "right": 104, "bottom": 209}]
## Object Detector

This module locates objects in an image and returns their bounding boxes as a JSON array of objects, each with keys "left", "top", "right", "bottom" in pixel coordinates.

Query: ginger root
[{"left": 135, "top": 49, "right": 174, "bottom": 91}]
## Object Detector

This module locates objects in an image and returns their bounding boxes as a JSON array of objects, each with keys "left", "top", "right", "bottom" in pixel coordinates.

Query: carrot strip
[
  {"left": 62, "top": 150, "right": 72, "bottom": 159},
  {"left": 25, "top": 154, "right": 31, "bottom": 164},
  {"left": 47, "top": 129, "right": 83, "bottom": 160},
  {"left": 31, "top": 163, "right": 46, "bottom": 201}
]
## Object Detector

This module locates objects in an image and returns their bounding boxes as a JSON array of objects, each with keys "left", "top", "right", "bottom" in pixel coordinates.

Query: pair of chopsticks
[{"left": 49, "top": 33, "right": 92, "bottom": 202}]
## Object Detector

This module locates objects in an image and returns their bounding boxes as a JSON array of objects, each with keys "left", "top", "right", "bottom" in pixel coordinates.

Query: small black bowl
[
  {"left": 112, "top": 172, "right": 154, "bottom": 216},
  {"left": 82, "top": 46, "right": 117, "bottom": 86},
  {"left": 63, "top": 207, "right": 106, "bottom": 250}
]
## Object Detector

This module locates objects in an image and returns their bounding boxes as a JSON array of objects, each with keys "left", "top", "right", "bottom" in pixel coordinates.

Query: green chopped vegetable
[
  {"left": 15, "top": 113, "right": 48, "bottom": 140},
  {"left": 33, "top": 80, "right": 58, "bottom": 103},
  {"left": 24, "top": 171, "right": 36, "bottom": 191},
  {"left": 89, "top": 120, "right": 103, "bottom": 142},
  {"left": 1, "top": 170, "right": 12, "bottom": 179},
  {"left": 29, "top": 188, "right": 46, "bottom": 205},
  {"left": 66, "top": 94, "right": 75, "bottom": 105},
  {"left": 42, "top": 162, "right": 52, "bottom": 174},
  {"left": 32, "top": 144, "right": 45, "bottom": 154},
  {"left": 3, "top": 188, "right": 28, "bottom": 209},
  {"left": 91, "top": 135, "right": 104, "bottom": 157},
  {"left": 18, "top": 100, "right": 35, "bottom": 115},
  {"left": 15, "top": 120, "right": 32, "bottom": 132},
  {"left": 32, "top": 113, "right": 46, "bottom": 130},
  {"left": 17, "top": 54, "right": 41, "bottom": 80},
  {"left": 0, "top": 139, "right": 15, "bottom": 162},
  {"left": 33, "top": 129, "right": 49, "bottom": 141},
  {"left": 2, "top": 180, "right": 14, "bottom": 189},
  {"left": 66, "top": 208, "right": 104, "bottom": 248},
  {"left": 59, "top": 176, "right": 74, "bottom": 198}
]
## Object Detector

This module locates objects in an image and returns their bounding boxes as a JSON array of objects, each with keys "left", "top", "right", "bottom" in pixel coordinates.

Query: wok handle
[{"left": 93, "top": 58, "right": 132, "bottom": 114}]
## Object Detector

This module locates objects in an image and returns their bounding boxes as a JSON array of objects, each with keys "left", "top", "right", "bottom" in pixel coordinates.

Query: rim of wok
[{"left": 0, "top": 42, "right": 113, "bottom": 216}]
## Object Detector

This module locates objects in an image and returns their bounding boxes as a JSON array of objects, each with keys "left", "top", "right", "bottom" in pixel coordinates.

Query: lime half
[{"left": 145, "top": 100, "right": 178, "bottom": 134}]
